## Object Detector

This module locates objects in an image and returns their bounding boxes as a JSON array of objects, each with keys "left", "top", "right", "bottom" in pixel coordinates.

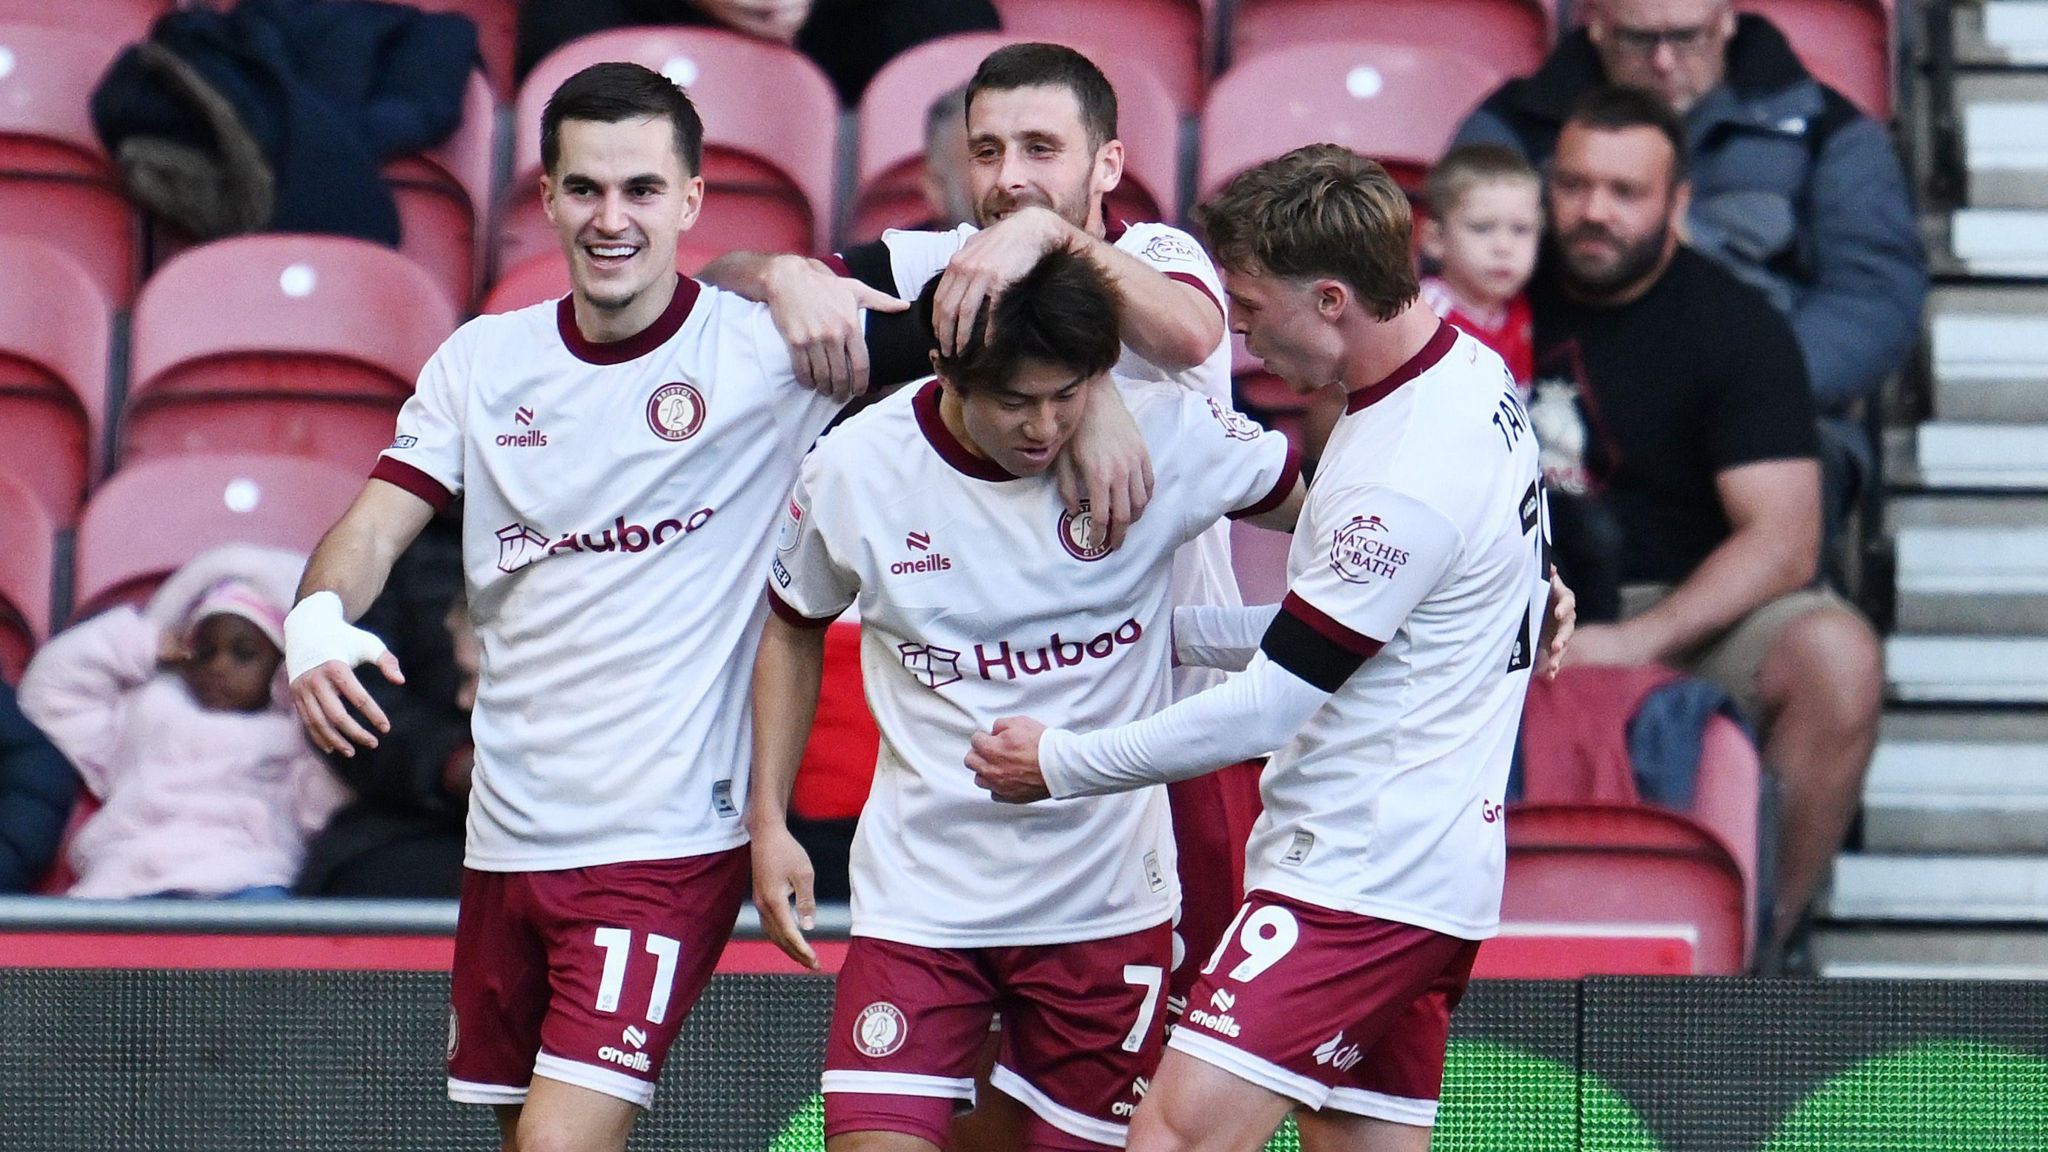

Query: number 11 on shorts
[{"left": 593, "top": 927, "right": 683, "bottom": 1024}]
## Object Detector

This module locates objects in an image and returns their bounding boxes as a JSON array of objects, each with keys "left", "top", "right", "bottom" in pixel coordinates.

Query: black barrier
[{"left": 1, "top": 971, "right": 2045, "bottom": 1150}]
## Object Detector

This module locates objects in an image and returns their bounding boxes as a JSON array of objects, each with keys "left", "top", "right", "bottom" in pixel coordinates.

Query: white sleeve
[
  {"left": 766, "top": 459, "right": 859, "bottom": 628},
  {"left": 881, "top": 224, "right": 974, "bottom": 301},
  {"left": 370, "top": 332, "right": 468, "bottom": 509},
  {"left": 1174, "top": 603, "right": 1281, "bottom": 671},
  {"left": 1039, "top": 650, "right": 1327, "bottom": 798},
  {"left": 1165, "top": 391, "right": 1300, "bottom": 542},
  {"left": 1120, "top": 224, "right": 1226, "bottom": 321}
]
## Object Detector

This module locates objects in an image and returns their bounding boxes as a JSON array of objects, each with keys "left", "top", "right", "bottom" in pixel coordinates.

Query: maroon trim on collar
[
  {"left": 1345, "top": 319, "right": 1459, "bottom": 414},
  {"left": 556, "top": 276, "right": 702, "bottom": 365},
  {"left": 913, "top": 379, "right": 1018, "bottom": 482}
]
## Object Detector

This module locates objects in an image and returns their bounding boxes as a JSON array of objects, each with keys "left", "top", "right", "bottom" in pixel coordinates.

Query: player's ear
[
  {"left": 927, "top": 349, "right": 944, "bottom": 379},
  {"left": 1314, "top": 278, "right": 1350, "bottom": 321}
]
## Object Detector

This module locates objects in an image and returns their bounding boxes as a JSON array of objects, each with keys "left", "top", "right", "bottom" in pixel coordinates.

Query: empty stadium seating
[
  {"left": 0, "top": 23, "right": 140, "bottom": 304},
  {"left": 0, "top": 0, "right": 164, "bottom": 53},
  {"left": 71, "top": 453, "right": 361, "bottom": 618},
  {"left": 386, "top": 69, "right": 497, "bottom": 312},
  {"left": 502, "top": 27, "right": 839, "bottom": 275},
  {"left": 123, "top": 234, "right": 457, "bottom": 473},
  {"left": 989, "top": 0, "right": 1210, "bottom": 112},
  {"left": 0, "top": 473, "right": 52, "bottom": 684},
  {"left": 1199, "top": 41, "right": 1505, "bottom": 201},
  {"left": 1736, "top": 0, "right": 1893, "bottom": 119},
  {"left": 1505, "top": 670, "right": 1765, "bottom": 974},
  {"left": 851, "top": 31, "right": 1183, "bottom": 241},
  {"left": 0, "top": 236, "right": 111, "bottom": 527},
  {"left": 1230, "top": 0, "right": 1552, "bottom": 83}
]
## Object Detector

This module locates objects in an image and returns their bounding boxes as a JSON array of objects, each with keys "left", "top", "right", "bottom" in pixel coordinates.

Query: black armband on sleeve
[
  {"left": 1259, "top": 593, "right": 1384, "bottom": 692},
  {"left": 864, "top": 304, "right": 940, "bottom": 390},
  {"left": 837, "top": 240, "right": 897, "bottom": 295}
]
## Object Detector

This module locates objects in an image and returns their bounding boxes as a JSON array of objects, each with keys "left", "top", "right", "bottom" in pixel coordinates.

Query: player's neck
[
  {"left": 1340, "top": 301, "right": 1442, "bottom": 395},
  {"left": 937, "top": 388, "right": 994, "bottom": 462},
  {"left": 570, "top": 274, "right": 680, "bottom": 346}
]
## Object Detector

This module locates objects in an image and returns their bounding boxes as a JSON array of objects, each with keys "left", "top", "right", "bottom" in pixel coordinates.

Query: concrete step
[
  {"left": 1892, "top": 525, "right": 2048, "bottom": 632},
  {"left": 1948, "top": 208, "right": 2048, "bottom": 277},
  {"left": 1865, "top": 735, "right": 2048, "bottom": 851},
  {"left": 1887, "top": 493, "right": 2048, "bottom": 532},
  {"left": 1886, "top": 634, "right": 2048, "bottom": 702},
  {"left": 1812, "top": 927, "right": 2048, "bottom": 979},
  {"left": 1826, "top": 855, "right": 2048, "bottom": 921},
  {"left": 1915, "top": 422, "right": 2048, "bottom": 488},
  {"left": 1955, "top": 3, "right": 2048, "bottom": 68},
  {"left": 1927, "top": 284, "right": 2048, "bottom": 420},
  {"left": 1959, "top": 72, "right": 2048, "bottom": 207}
]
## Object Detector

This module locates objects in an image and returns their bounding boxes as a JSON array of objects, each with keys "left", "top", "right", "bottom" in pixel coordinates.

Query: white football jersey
[
  {"left": 373, "top": 280, "right": 842, "bottom": 871},
  {"left": 769, "top": 378, "right": 1297, "bottom": 948},
  {"left": 857, "top": 220, "right": 1243, "bottom": 699},
  {"left": 1247, "top": 322, "right": 1549, "bottom": 939}
]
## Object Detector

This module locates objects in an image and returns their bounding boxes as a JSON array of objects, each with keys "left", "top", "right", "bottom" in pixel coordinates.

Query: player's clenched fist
[
  {"left": 284, "top": 591, "right": 403, "bottom": 757},
  {"left": 967, "top": 716, "right": 1053, "bottom": 803},
  {"left": 749, "top": 824, "right": 820, "bottom": 970}
]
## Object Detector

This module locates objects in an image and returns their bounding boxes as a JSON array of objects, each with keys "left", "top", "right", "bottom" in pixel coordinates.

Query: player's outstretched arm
[
  {"left": 287, "top": 480, "right": 433, "bottom": 757},
  {"left": 699, "top": 251, "right": 909, "bottom": 401},
  {"left": 746, "top": 611, "right": 831, "bottom": 971},
  {"left": 1173, "top": 604, "right": 1282, "bottom": 672}
]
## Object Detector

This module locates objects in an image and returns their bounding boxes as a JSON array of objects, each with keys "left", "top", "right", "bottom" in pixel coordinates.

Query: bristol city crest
[
  {"left": 646, "top": 381, "right": 707, "bottom": 442},
  {"left": 1058, "top": 503, "right": 1111, "bottom": 562},
  {"left": 853, "top": 1002, "right": 908, "bottom": 1058}
]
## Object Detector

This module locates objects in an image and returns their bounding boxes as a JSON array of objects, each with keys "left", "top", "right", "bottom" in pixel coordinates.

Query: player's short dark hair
[
  {"left": 966, "top": 43, "right": 1118, "bottom": 152},
  {"left": 918, "top": 248, "right": 1122, "bottom": 394},
  {"left": 1195, "top": 144, "right": 1418, "bottom": 322},
  {"left": 1563, "top": 86, "right": 1689, "bottom": 185},
  {"left": 541, "top": 62, "right": 705, "bottom": 178}
]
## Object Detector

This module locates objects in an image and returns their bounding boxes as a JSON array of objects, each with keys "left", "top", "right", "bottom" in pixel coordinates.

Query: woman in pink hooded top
[{"left": 19, "top": 544, "right": 348, "bottom": 899}]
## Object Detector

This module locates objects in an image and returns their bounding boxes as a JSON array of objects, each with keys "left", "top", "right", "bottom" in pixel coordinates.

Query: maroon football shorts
[
  {"left": 1166, "top": 761, "right": 1263, "bottom": 1011},
  {"left": 445, "top": 847, "right": 748, "bottom": 1109},
  {"left": 1170, "top": 890, "right": 1479, "bottom": 1127},
  {"left": 822, "top": 924, "right": 1172, "bottom": 1149}
]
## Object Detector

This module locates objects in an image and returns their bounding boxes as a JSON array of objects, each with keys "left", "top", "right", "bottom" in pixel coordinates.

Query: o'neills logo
[
  {"left": 496, "top": 429, "right": 548, "bottom": 447},
  {"left": 891, "top": 554, "right": 952, "bottom": 575},
  {"left": 975, "top": 619, "right": 1142, "bottom": 680},
  {"left": 547, "top": 508, "right": 716, "bottom": 555}
]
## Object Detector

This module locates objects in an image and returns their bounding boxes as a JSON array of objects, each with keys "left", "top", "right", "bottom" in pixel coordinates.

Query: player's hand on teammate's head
[
  {"left": 1056, "top": 382, "right": 1154, "bottom": 553},
  {"left": 934, "top": 207, "right": 1069, "bottom": 356},
  {"left": 764, "top": 255, "right": 908, "bottom": 403},
  {"left": 749, "top": 824, "right": 820, "bottom": 970},
  {"left": 1537, "top": 565, "right": 1577, "bottom": 680},
  {"left": 284, "top": 592, "right": 402, "bottom": 757},
  {"left": 967, "top": 716, "right": 1052, "bottom": 803}
]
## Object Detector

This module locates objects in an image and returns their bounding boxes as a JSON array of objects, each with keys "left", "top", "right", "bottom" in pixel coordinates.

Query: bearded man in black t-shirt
[{"left": 1527, "top": 86, "right": 1880, "bottom": 954}]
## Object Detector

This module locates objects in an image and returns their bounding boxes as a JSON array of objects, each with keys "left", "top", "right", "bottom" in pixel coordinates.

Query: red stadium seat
[
  {"left": 851, "top": 31, "right": 1183, "bottom": 242},
  {"left": 481, "top": 236, "right": 724, "bottom": 314},
  {"left": 0, "top": 473, "right": 53, "bottom": 684},
  {"left": 1229, "top": 0, "right": 1552, "bottom": 82},
  {"left": 1199, "top": 41, "right": 1505, "bottom": 202},
  {"left": 0, "top": 237, "right": 111, "bottom": 526},
  {"left": 0, "top": 1, "right": 165, "bottom": 50},
  {"left": 502, "top": 27, "right": 839, "bottom": 275},
  {"left": 124, "top": 234, "right": 458, "bottom": 473},
  {"left": 990, "top": 0, "right": 1211, "bottom": 113},
  {"left": 386, "top": 70, "right": 497, "bottom": 312},
  {"left": 0, "top": 24, "right": 140, "bottom": 304},
  {"left": 1735, "top": 0, "right": 1892, "bottom": 119},
  {"left": 72, "top": 453, "right": 360, "bottom": 618},
  {"left": 396, "top": 0, "right": 518, "bottom": 97},
  {"left": 1504, "top": 670, "right": 1764, "bottom": 974}
]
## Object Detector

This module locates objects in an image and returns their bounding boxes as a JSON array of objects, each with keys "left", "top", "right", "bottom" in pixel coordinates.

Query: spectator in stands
[
  {"left": 918, "top": 83, "right": 975, "bottom": 230},
  {"left": 1454, "top": 0, "right": 1927, "bottom": 542},
  {"left": 1420, "top": 143, "right": 1542, "bottom": 390},
  {"left": 18, "top": 545, "right": 347, "bottom": 900},
  {"left": 1528, "top": 87, "right": 1881, "bottom": 950},
  {"left": 0, "top": 682, "right": 75, "bottom": 893},
  {"left": 296, "top": 514, "right": 469, "bottom": 899},
  {"left": 516, "top": 0, "right": 1000, "bottom": 103}
]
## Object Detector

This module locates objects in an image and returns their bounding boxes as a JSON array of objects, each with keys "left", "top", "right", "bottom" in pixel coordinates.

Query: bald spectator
[
  {"left": 918, "top": 83, "right": 974, "bottom": 230},
  {"left": 1528, "top": 88, "right": 1881, "bottom": 954},
  {"left": 1456, "top": 0, "right": 1926, "bottom": 544}
]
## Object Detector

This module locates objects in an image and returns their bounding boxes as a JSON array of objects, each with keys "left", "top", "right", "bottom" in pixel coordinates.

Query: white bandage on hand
[{"left": 284, "top": 591, "right": 391, "bottom": 681}]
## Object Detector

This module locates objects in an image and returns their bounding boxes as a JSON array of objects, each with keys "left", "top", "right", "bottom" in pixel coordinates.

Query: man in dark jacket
[
  {"left": 0, "top": 680, "right": 76, "bottom": 893},
  {"left": 1455, "top": 0, "right": 1926, "bottom": 526}
]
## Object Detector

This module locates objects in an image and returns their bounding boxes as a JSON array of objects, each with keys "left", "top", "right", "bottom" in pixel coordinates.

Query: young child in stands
[
  {"left": 18, "top": 544, "right": 347, "bottom": 899},
  {"left": 1419, "top": 143, "right": 1542, "bottom": 391}
]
